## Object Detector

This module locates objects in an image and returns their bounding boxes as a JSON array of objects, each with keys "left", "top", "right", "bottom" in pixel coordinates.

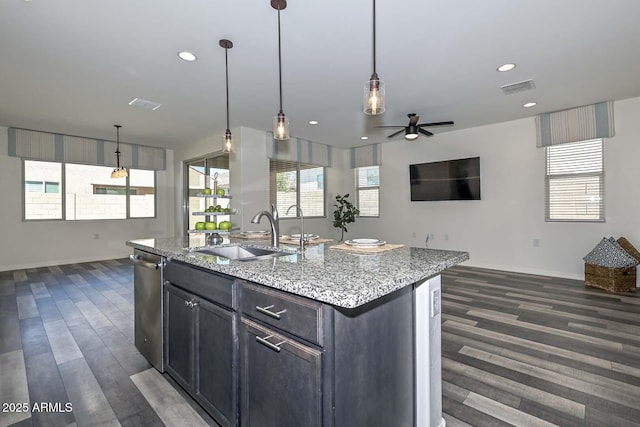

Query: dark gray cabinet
[
  {"left": 164, "top": 261, "right": 417, "bottom": 427},
  {"left": 165, "top": 284, "right": 195, "bottom": 388},
  {"left": 164, "top": 262, "right": 238, "bottom": 427},
  {"left": 240, "top": 318, "right": 322, "bottom": 427}
]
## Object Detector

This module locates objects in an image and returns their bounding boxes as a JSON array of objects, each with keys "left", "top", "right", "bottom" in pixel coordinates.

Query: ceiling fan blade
[
  {"left": 417, "top": 121, "right": 454, "bottom": 127},
  {"left": 387, "top": 128, "right": 406, "bottom": 138},
  {"left": 418, "top": 128, "right": 434, "bottom": 137},
  {"left": 375, "top": 125, "right": 405, "bottom": 128},
  {"left": 408, "top": 114, "right": 420, "bottom": 126}
]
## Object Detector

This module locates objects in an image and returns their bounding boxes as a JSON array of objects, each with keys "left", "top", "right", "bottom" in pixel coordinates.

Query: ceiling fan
[{"left": 377, "top": 113, "right": 454, "bottom": 140}]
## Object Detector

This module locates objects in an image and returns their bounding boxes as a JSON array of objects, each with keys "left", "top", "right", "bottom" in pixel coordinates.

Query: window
[
  {"left": 270, "top": 160, "right": 325, "bottom": 218},
  {"left": 356, "top": 165, "right": 379, "bottom": 217},
  {"left": 23, "top": 160, "right": 156, "bottom": 221},
  {"left": 24, "top": 161, "right": 62, "bottom": 220},
  {"left": 545, "top": 139, "right": 604, "bottom": 222}
]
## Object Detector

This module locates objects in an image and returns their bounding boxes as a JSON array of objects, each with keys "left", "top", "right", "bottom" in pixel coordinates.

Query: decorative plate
[
  {"left": 290, "top": 233, "right": 319, "bottom": 240},
  {"left": 344, "top": 238, "right": 386, "bottom": 247}
]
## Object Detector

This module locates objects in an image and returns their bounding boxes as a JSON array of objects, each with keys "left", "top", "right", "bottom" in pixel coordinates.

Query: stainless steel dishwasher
[{"left": 130, "top": 249, "right": 165, "bottom": 372}]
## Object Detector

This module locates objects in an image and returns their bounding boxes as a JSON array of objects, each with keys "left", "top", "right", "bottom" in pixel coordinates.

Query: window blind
[
  {"left": 536, "top": 102, "right": 614, "bottom": 147},
  {"left": 8, "top": 127, "right": 166, "bottom": 171},
  {"left": 266, "top": 131, "right": 332, "bottom": 167},
  {"left": 545, "top": 139, "right": 604, "bottom": 222}
]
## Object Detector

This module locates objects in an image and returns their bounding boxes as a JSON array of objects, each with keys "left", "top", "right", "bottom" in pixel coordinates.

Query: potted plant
[{"left": 332, "top": 193, "right": 360, "bottom": 241}]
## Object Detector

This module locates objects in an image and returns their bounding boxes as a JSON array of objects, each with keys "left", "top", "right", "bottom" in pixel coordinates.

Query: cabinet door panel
[
  {"left": 241, "top": 318, "right": 322, "bottom": 427},
  {"left": 165, "top": 284, "right": 194, "bottom": 389},
  {"left": 195, "top": 299, "right": 237, "bottom": 427}
]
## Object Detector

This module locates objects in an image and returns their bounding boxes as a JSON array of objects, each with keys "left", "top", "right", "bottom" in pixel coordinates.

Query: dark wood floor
[
  {"left": 2, "top": 260, "right": 639, "bottom": 426},
  {"left": 0, "top": 259, "right": 216, "bottom": 427},
  {"left": 441, "top": 265, "right": 640, "bottom": 427}
]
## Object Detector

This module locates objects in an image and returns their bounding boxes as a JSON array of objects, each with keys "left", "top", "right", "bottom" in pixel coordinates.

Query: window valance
[
  {"left": 535, "top": 101, "right": 614, "bottom": 148},
  {"left": 350, "top": 143, "right": 381, "bottom": 168},
  {"left": 7, "top": 127, "right": 167, "bottom": 170},
  {"left": 266, "top": 131, "right": 333, "bottom": 167}
]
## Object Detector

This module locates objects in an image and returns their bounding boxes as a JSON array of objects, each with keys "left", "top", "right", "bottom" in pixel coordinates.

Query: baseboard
[
  {"left": 459, "top": 260, "right": 585, "bottom": 282},
  {"left": 0, "top": 253, "right": 132, "bottom": 272}
]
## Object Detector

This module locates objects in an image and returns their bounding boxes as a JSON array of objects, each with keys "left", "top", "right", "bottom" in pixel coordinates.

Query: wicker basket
[
  {"left": 585, "top": 263, "right": 637, "bottom": 292},
  {"left": 585, "top": 237, "right": 639, "bottom": 292}
]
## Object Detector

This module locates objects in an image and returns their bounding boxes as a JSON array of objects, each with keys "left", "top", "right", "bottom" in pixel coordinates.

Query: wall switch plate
[{"left": 431, "top": 288, "right": 441, "bottom": 317}]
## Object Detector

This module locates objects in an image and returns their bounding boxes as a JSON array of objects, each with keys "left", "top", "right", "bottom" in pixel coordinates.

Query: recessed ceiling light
[
  {"left": 177, "top": 51, "right": 197, "bottom": 62},
  {"left": 308, "top": 120, "right": 319, "bottom": 125},
  {"left": 360, "top": 136, "right": 369, "bottom": 140},
  {"left": 497, "top": 63, "right": 516, "bottom": 72},
  {"left": 523, "top": 102, "right": 537, "bottom": 108}
]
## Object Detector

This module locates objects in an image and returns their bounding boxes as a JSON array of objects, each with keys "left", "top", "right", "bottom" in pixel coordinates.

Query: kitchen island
[{"left": 127, "top": 236, "right": 468, "bottom": 427}]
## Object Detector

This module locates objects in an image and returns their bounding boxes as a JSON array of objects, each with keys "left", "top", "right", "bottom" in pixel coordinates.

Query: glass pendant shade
[
  {"left": 222, "top": 129, "right": 233, "bottom": 153},
  {"left": 111, "top": 167, "right": 128, "bottom": 178},
  {"left": 111, "top": 125, "right": 128, "bottom": 179},
  {"left": 273, "top": 111, "right": 289, "bottom": 140},
  {"left": 364, "top": 73, "right": 385, "bottom": 115}
]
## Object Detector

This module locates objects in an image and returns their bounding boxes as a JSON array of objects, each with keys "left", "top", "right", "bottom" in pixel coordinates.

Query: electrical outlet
[
  {"left": 93, "top": 233, "right": 100, "bottom": 240},
  {"left": 412, "top": 231, "right": 416, "bottom": 238},
  {"left": 444, "top": 233, "right": 449, "bottom": 241},
  {"left": 431, "top": 288, "right": 441, "bottom": 317},
  {"left": 533, "top": 239, "right": 540, "bottom": 247}
]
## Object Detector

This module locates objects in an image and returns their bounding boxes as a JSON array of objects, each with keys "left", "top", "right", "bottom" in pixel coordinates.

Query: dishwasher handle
[{"left": 129, "top": 254, "right": 162, "bottom": 270}]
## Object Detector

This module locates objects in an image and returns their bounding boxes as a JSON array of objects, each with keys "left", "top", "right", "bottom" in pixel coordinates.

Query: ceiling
[{"left": 1, "top": 0, "right": 639, "bottom": 150}]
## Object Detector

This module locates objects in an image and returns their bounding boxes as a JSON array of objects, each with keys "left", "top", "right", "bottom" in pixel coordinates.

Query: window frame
[
  {"left": 22, "top": 159, "right": 157, "bottom": 222},
  {"left": 355, "top": 165, "right": 380, "bottom": 218},
  {"left": 269, "top": 160, "right": 326, "bottom": 220},
  {"left": 544, "top": 138, "right": 604, "bottom": 223}
]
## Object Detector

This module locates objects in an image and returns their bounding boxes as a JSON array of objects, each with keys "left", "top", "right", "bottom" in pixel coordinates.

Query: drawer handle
[
  {"left": 184, "top": 300, "right": 199, "bottom": 308},
  {"left": 255, "top": 304, "right": 287, "bottom": 320},
  {"left": 255, "top": 334, "right": 286, "bottom": 352}
]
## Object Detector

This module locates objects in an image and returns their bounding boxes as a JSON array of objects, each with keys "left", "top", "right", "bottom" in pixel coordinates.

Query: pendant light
[
  {"left": 110, "top": 124, "right": 128, "bottom": 179},
  {"left": 220, "top": 39, "right": 234, "bottom": 153},
  {"left": 272, "top": 0, "right": 289, "bottom": 140},
  {"left": 363, "top": 0, "right": 385, "bottom": 115}
]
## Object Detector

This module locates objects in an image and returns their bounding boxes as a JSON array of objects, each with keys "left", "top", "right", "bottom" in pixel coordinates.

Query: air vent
[
  {"left": 128, "top": 97, "right": 162, "bottom": 111},
  {"left": 500, "top": 79, "right": 536, "bottom": 95}
]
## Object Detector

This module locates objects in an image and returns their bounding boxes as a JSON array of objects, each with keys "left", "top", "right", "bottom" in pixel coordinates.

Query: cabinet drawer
[
  {"left": 165, "top": 261, "right": 236, "bottom": 310},
  {"left": 240, "top": 281, "right": 324, "bottom": 346}
]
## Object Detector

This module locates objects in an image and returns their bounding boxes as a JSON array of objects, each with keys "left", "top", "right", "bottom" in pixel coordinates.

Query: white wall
[
  {"left": 6, "top": 96, "right": 639, "bottom": 277},
  {"left": 347, "top": 97, "right": 640, "bottom": 280},
  {"left": 0, "top": 126, "right": 175, "bottom": 272}
]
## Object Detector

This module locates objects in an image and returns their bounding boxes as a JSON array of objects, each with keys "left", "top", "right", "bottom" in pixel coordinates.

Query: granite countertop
[{"left": 127, "top": 236, "right": 469, "bottom": 309}]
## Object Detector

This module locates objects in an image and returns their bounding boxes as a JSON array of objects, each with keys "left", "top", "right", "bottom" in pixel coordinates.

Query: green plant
[{"left": 332, "top": 193, "right": 360, "bottom": 241}]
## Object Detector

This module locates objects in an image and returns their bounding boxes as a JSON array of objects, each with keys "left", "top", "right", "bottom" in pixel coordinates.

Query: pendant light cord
[
  {"left": 115, "top": 125, "right": 121, "bottom": 168},
  {"left": 277, "top": 8, "right": 284, "bottom": 113},
  {"left": 372, "top": 0, "right": 377, "bottom": 75},
  {"left": 225, "top": 46, "right": 230, "bottom": 130}
]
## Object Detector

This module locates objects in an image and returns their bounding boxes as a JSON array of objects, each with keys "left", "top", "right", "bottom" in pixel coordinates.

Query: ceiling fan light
[
  {"left": 274, "top": 111, "right": 289, "bottom": 140},
  {"left": 364, "top": 74, "right": 385, "bottom": 115},
  {"left": 404, "top": 124, "right": 419, "bottom": 140}
]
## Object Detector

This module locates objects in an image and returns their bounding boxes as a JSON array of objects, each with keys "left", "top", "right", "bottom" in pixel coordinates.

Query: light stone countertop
[{"left": 127, "top": 235, "right": 469, "bottom": 309}]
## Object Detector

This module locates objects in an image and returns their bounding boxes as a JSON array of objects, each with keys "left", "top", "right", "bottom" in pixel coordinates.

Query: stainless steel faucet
[
  {"left": 286, "top": 204, "right": 306, "bottom": 251},
  {"left": 251, "top": 204, "right": 280, "bottom": 247}
]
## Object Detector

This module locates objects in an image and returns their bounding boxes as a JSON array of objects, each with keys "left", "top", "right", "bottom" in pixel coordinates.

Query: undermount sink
[{"left": 192, "top": 244, "right": 294, "bottom": 261}]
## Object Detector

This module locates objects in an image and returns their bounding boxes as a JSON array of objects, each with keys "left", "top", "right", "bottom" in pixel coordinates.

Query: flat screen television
[{"left": 409, "top": 157, "right": 481, "bottom": 201}]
